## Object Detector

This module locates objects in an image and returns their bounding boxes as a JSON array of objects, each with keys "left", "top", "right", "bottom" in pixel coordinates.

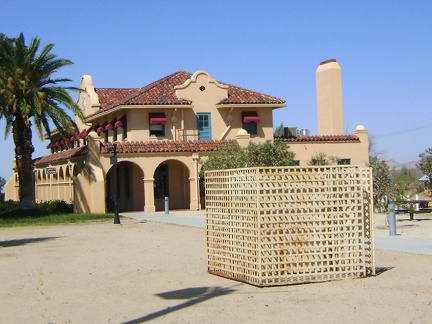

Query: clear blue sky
[{"left": 1, "top": 0, "right": 431, "bottom": 181}]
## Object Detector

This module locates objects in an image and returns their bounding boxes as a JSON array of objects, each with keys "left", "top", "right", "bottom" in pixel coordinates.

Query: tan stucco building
[{"left": 5, "top": 60, "right": 369, "bottom": 213}]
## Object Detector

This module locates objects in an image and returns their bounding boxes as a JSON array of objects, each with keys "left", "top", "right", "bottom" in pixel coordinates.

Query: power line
[{"left": 376, "top": 123, "right": 432, "bottom": 139}]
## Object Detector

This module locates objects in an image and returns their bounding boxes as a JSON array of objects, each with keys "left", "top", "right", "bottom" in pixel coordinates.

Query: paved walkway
[
  {"left": 122, "top": 210, "right": 432, "bottom": 255},
  {"left": 123, "top": 210, "right": 206, "bottom": 228},
  {"left": 374, "top": 235, "right": 432, "bottom": 255}
]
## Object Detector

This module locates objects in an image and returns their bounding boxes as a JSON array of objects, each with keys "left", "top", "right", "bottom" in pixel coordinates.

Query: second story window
[
  {"left": 242, "top": 111, "right": 260, "bottom": 135},
  {"left": 338, "top": 158, "right": 351, "bottom": 165},
  {"left": 149, "top": 112, "right": 167, "bottom": 137},
  {"left": 114, "top": 115, "right": 127, "bottom": 141}
]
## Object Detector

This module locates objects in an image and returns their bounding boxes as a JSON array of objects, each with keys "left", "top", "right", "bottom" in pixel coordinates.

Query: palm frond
[{"left": 0, "top": 33, "right": 84, "bottom": 208}]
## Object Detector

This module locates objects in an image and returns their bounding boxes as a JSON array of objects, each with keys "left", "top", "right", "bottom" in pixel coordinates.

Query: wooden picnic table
[{"left": 396, "top": 200, "right": 432, "bottom": 220}]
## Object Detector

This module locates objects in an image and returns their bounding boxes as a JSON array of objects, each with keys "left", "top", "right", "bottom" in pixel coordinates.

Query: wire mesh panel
[{"left": 206, "top": 166, "right": 375, "bottom": 287}]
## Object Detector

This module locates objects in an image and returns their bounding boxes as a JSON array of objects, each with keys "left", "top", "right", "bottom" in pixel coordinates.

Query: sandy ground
[
  {"left": 374, "top": 211, "right": 432, "bottom": 240},
  {"left": 1, "top": 214, "right": 432, "bottom": 324}
]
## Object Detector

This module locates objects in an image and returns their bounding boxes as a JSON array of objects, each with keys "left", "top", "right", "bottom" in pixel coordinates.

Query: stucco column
[
  {"left": 354, "top": 125, "right": 370, "bottom": 166},
  {"left": 235, "top": 129, "right": 251, "bottom": 147},
  {"left": 143, "top": 178, "right": 156, "bottom": 212},
  {"left": 188, "top": 176, "right": 198, "bottom": 210},
  {"left": 68, "top": 163, "right": 73, "bottom": 203},
  {"left": 74, "top": 131, "right": 105, "bottom": 214},
  {"left": 49, "top": 172, "right": 53, "bottom": 200},
  {"left": 191, "top": 153, "right": 201, "bottom": 210}
]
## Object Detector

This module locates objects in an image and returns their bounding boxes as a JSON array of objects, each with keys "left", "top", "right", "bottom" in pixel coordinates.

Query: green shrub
[
  {"left": 245, "top": 140, "right": 296, "bottom": 167},
  {"left": 0, "top": 200, "right": 20, "bottom": 213},
  {"left": 34, "top": 200, "right": 73, "bottom": 214},
  {"left": 0, "top": 200, "right": 73, "bottom": 217},
  {"left": 201, "top": 140, "right": 296, "bottom": 174},
  {"left": 307, "top": 152, "right": 340, "bottom": 166},
  {"left": 0, "top": 200, "right": 111, "bottom": 227}
]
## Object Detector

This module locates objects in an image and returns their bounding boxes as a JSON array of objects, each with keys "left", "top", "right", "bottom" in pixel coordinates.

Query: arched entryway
[
  {"left": 106, "top": 161, "right": 144, "bottom": 212},
  {"left": 154, "top": 159, "right": 190, "bottom": 211}
]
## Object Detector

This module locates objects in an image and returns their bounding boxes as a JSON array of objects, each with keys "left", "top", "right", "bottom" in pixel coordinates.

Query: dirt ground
[
  {"left": 1, "top": 216, "right": 431, "bottom": 324},
  {"left": 374, "top": 211, "right": 432, "bottom": 240}
]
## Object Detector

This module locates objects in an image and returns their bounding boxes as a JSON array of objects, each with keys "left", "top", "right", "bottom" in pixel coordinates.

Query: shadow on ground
[
  {"left": 375, "top": 266, "right": 394, "bottom": 276},
  {"left": 0, "top": 236, "right": 60, "bottom": 248},
  {"left": 397, "top": 218, "right": 432, "bottom": 222},
  {"left": 122, "top": 285, "right": 238, "bottom": 323}
]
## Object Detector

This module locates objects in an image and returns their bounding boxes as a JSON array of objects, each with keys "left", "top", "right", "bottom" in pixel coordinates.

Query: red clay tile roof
[
  {"left": 87, "top": 71, "right": 286, "bottom": 118},
  {"left": 34, "top": 146, "right": 88, "bottom": 166},
  {"left": 87, "top": 72, "right": 193, "bottom": 118},
  {"left": 122, "top": 72, "right": 192, "bottom": 106},
  {"left": 34, "top": 136, "right": 357, "bottom": 165},
  {"left": 218, "top": 84, "right": 285, "bottom": 105},
  {"left": 101, "top": 139, "right": 238, "bottom": 154},
  {"left": 277, "top": 135, "right": 360, "bottom": 143},
  {"left": 96, "top": 88, "right": 139, "bottom": 109}
]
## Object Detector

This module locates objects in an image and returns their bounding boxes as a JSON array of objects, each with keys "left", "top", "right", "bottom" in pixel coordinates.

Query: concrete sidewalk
[
  {"left": 374, "top": 235, "right": 432, "bottom": 255},
  {"left": 122, "top": 210, "right": 432, "bottom": 255},
  {"left": 123, "top": 209, "right": 206, "bottom": 228}
]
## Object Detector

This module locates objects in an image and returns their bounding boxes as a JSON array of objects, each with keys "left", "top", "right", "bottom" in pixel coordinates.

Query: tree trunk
[{"left": 12, "top": 115, "right": 34, "bottom": 210}]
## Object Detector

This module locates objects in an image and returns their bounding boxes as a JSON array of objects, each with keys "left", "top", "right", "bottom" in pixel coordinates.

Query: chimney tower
[{"left": 316, "top": 59, "right": 344, "bottom": 135}]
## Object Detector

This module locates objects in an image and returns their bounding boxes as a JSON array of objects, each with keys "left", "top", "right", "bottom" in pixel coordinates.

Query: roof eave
[
  {"left": 215, "top": 103, "right": 287, "bottom": 109},
  {"left": 85, "top": 104, "right": 194, "bottom": 122}
]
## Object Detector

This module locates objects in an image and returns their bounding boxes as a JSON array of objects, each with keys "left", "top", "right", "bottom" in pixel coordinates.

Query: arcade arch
[
  {"left": 153, "top": 159, "right": 191, "bottom": 211},
  {"left": 106, "top": 161, "right": 144, "bottom": 212}
]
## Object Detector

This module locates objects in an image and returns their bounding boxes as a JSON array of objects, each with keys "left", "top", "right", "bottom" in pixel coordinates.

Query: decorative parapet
[{"left": 79, "top": 75, "right": 101, "bottom": 117}]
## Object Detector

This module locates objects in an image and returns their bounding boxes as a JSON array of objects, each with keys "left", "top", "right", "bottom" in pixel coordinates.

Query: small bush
[
  {"left": 34, "top": 200, "right": 73, "bottom": 214},
  {"left": 201, "top": 140, "right": 296, "bottom": 175},
  {"left": 0, "top": 200, "right": 111, "bottom": 227},
  {"left": 0, "top": 200, "right": 73, "bottom": 217},
  {"left": 0, "top": 200, "right": 20, "bottom": 213}
]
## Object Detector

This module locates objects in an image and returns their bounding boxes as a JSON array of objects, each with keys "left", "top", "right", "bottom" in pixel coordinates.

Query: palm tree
[{"left": 0, "top": 33, "right": 84, "bottom": 209}]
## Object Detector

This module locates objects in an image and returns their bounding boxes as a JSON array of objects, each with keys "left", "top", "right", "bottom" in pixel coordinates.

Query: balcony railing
[{"left": 177, "top": 129, "right": 199, "bottom": 141}]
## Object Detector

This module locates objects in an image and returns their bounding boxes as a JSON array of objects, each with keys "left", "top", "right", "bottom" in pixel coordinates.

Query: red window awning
[
  {"left": 149, "top": 112, "right": 167, "bottom": 125},
  {"left": 105, "top": 118, "right": 117, "bottom": 131},
  {"left": 97, "top": 122, "right": 108, "bottom": 133},
  {"left": 79, "top": 129, "right": 89, "bottom": 139},
  {"left": 114, "top": 115, "right": 127, "bottom": 128},
  {"left": 69, "top": 135, "right": 78, "bottom": 142},
  {"left": 242, "top": 111, "right": 260, "bottom": 123}
]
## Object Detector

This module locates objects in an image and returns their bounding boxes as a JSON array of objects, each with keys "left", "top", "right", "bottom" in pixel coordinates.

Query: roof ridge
[
  {"left": 223, "top": 81, "right": 284, "bottom": 100},
  {"left": 124, "top": 70, "right": 192, "bottom": 103},
  {"left": 95, "top": 87, "right": 140, "bottom": 90},
  {"left": 215, "top": 80, "right": 285, "bottom": 105},
  {"left": 138, "top": 70, "right": 192, "bottom": 92}
]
